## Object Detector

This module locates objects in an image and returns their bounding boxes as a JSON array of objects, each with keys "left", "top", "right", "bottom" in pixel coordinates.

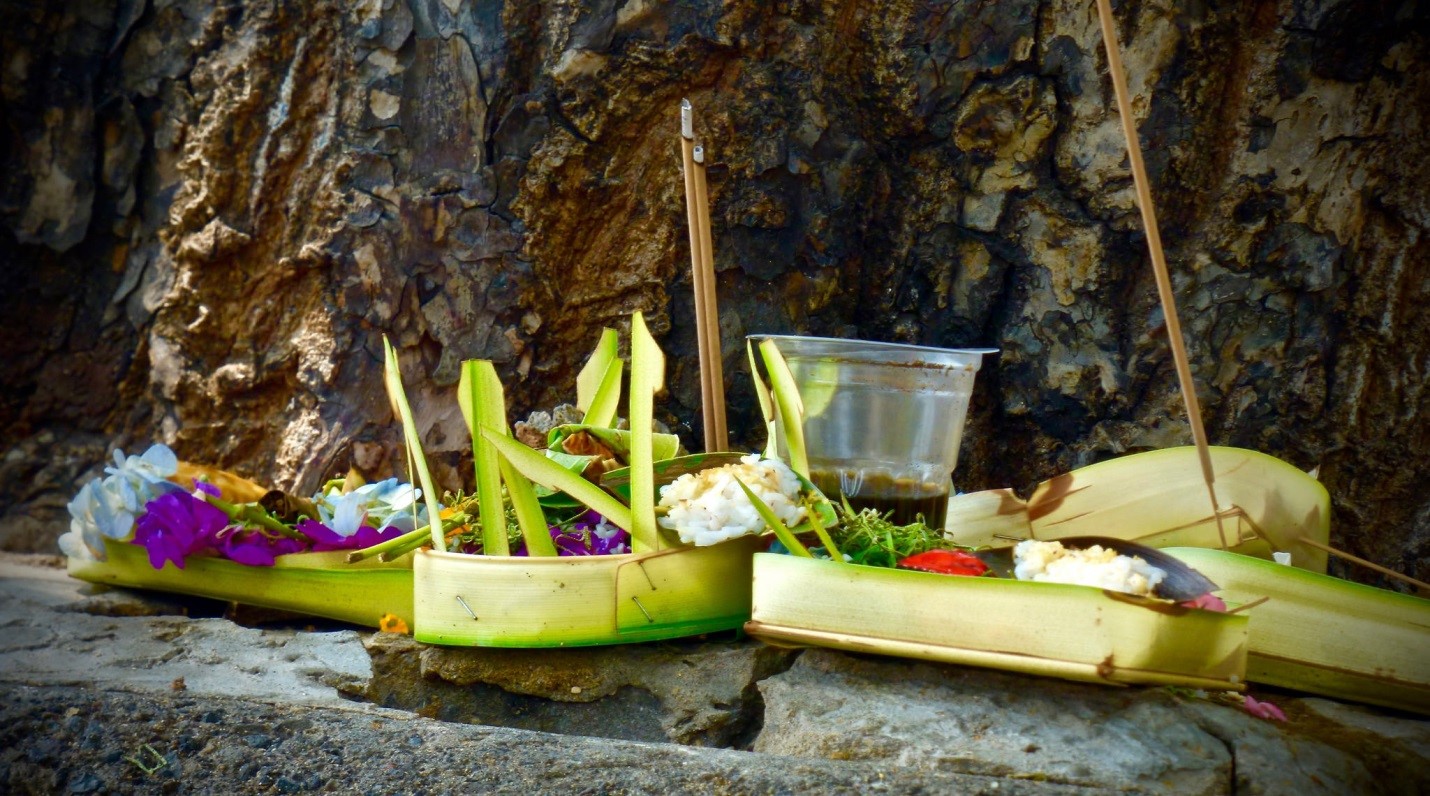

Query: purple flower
[
  {"left": 133, "top": 491, "right": 229, "bottom": 570},
  {"left": 585, "top": 512, "right": 630, "bottom": 556},
  {"left": 297, "top": 518, "right": 406, "bottom": 552},
  {"left": 515, "top": 511, "right": 630, "bottom": 556},
  {"left": 216, "top": 529, "right": 309, "bottom": 566}
]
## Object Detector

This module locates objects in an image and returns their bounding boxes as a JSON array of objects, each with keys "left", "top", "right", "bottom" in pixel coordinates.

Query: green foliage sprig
[{"left": 829, "top": 498, "right": 968, "bottom": 569}]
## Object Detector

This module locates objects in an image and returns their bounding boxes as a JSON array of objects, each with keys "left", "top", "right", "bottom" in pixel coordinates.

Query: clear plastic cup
[{"left": 751, "top": 335, "right": 994, "bottom": 529}]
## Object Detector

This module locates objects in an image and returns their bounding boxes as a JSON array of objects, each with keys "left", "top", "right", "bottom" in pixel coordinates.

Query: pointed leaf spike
[
  {"left": 576, "top": 328, "right": 619, "bottom": 414},
  {"left": 383, "top": 337, "right": 446, "bottom": 552},
  {"left": 747, "top": 339, "right": 778, "bottom": 459},
  {"left": 804, "top": 498, "right": 843, "bottom": 562},
  {"left": 628, "top": 312, "right": 664, "bottom": 553},
  {"left": 758, "top": 339, "right": 809, "bottom": 478},
  {"left": 734, "top": 477, "right": 812, "bottom": 558},
  {"left": 584, "top": 358, "right": 625, "bottom": 429},
  {"left": 458, "top": 360, "right": 509, "bottom": 556}
]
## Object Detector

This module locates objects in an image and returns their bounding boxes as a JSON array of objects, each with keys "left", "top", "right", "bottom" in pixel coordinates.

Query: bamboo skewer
[
  {"left": 692, "top": 144, "right": 728, "bottom": 451},
  {"left": 1295, "top": 537, "right": 1430, "bottom": 592},
  {"left": 1093, "top": 0, "right": 1227, "bottom": 547},
  {"left": 679, "top": 100, "right": 718, "bottom": 451}
]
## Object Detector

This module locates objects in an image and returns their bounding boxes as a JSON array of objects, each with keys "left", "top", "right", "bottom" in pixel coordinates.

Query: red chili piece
[{"left": 897, "top": 550, "right": 990, "bottom": 576}]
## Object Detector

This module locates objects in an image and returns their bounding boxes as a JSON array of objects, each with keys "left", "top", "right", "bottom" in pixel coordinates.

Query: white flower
[
  {"left": 57, "top": 528, "right": 96, "bottom": 561},
  {"left": 62, "top": 443, "right": 182, "bottom": 561},
  {"left": 103, "top": 444, "right": 180, "bottom": 513},
  {"left": 311, "top": 478, "right": 431, "bottom": 539},
  {"left": 60, "top": 480, "right": 129, "bottom": 561},
  {"left": 591, "top": 515, "right": 628, "bottom": 555}
]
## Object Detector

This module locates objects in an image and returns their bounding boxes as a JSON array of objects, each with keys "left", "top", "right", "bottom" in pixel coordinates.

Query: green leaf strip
[
  {"left": 458, "top": 360, "right": 510, "bottom": 556},
  {"left": 628, "top": 312, "right": 664, "bottom": 554},
  {"left": 747, "top": 339, "right": 778, "bottom": 458},
  {"left": 483, "top": 430, "right": 634, "bottom": 532},
  {"left": 382, "top": 337, "right": 447, "bottom": 553},
  {"left": 500, "top": 457, "right": 558, "bottom": 556},
  {"left": 585, "top": 358, "right": 624, "bottom": 429},
  {"left": 804, "top": 497, "right": 844, "bottom": 562},
  {"left": 733, "top": 476, "right": 812, "bottom": 558},
  {"left": 576, "top": 328, "right": 619, "bottom": 414},
  {"left": 758, "top": 339, "right": 810, "bottom": 478}
]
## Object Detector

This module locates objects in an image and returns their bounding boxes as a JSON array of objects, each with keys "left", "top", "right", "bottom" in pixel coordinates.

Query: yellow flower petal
[{"left": 378, "top": 613, "right": 409, "bottom": 634}]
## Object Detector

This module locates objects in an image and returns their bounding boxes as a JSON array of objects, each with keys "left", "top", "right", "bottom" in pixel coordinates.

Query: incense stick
[
  {"left": 1094, "top": 5, "right": 1412, "bottom": 586},
  {"left": 1296, "top": 537, "right": 1430, "bottom": 592},
  {"left": 679, "top": 100, "right": 718, "bottom": 450},
  {"left": 1224, "top": 595, "right": 1270, "bottom": 615},
  {"left": 692, "top": 144, "right": 728, "bottom": 451},
  {"left": 1093, "top": 0, "right": 1226, "bottom": 545}
]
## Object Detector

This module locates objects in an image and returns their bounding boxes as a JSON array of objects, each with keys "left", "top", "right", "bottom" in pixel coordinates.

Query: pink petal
[
  {"left": 1244, "top": 695, "right": 1287, "bottom": 722},
  {"left": 1182, "top": 593, "right": 1229, "bottom": 612}
]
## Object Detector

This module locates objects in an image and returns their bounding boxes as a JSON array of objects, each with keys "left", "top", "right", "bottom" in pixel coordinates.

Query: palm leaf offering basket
[
  {"left": 1167, "top": 547, "right": 1430, "bottom": 714},
  {"left": 741, "top": 336, "right": 1253, "bottom": 690},
  {"left": 395, "top": 316, "right": 839, "bottom": 648},
  {"left": 60, "top": 316, "right": 832, "bottom": 650},
  {"left": 747, "top": 553, "right": 1249, "bottom": 690},
  {"left": 743, "top": 332, "right": 1427, "bottom": 707},
  {"left": 69, "top": 540, "right": 416, "bottom": 629},
  {"left": 413, "top": 535, "right": 763, "bottom": 646}
]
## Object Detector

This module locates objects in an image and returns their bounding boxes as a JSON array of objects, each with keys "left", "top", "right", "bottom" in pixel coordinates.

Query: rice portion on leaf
[
  {"left": 1014, "top": 539, "right": 1168, "bottom": 597},
  {"left": 658, "top": 455, "right": 806, "bottom": 546}
]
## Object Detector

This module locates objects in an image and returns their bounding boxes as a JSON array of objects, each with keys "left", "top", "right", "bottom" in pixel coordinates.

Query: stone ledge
[
  {"left": 2, "top": 554, "right": 1425, "bottom": 794},
  {"left": 0, "top": 685, "right": 1086, "bottom": 795}
]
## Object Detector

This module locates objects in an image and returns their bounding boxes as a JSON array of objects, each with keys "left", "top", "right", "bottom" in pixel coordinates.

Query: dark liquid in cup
[{"left": 809, "top": 470, "right": 950, "bottom": 528}]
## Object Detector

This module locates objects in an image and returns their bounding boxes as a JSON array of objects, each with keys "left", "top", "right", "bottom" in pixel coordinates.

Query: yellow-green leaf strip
[
  {"left": 804, "top": 497, "right": 843, "bottom": 562},
  {"left": 483, "top": 429, "right": 634, "bottom": 532},
  {"left": 383, "top": 337, "right": 447, "bottom": 553},
  {"left": 576, "top": 328, "right": 619, "bottom": 414},
  {"left": 734, "top": 476, "right": 812, "bottom": 558},
  {"left": 747, "top": 339, "right": 777, "bottom": 458},
  {"left": 628, "top": 312, "right": 664, "bottom": 554},
  {"left": 758, "top": 338, "right": 809, "bottom": 478},
  {"left": 500, "top": 457, "right": 558, "bottom": 557},
  {"left": 354, "top": 512, "right": 471, "bottom": 563},
  {"left": 457, "top": 360, "right": 509, "bottom": 556},
  {"left": 584, "top": 358, "right": 624, "bottom": 429}
]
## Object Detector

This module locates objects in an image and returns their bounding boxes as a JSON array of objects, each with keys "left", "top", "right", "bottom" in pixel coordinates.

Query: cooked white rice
[
  {"left": 1013, "top": 540, "right": 1167, "bottom": 597},
  {"left": 657, "top": 455, "right": 807, "bottom": 546}
]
